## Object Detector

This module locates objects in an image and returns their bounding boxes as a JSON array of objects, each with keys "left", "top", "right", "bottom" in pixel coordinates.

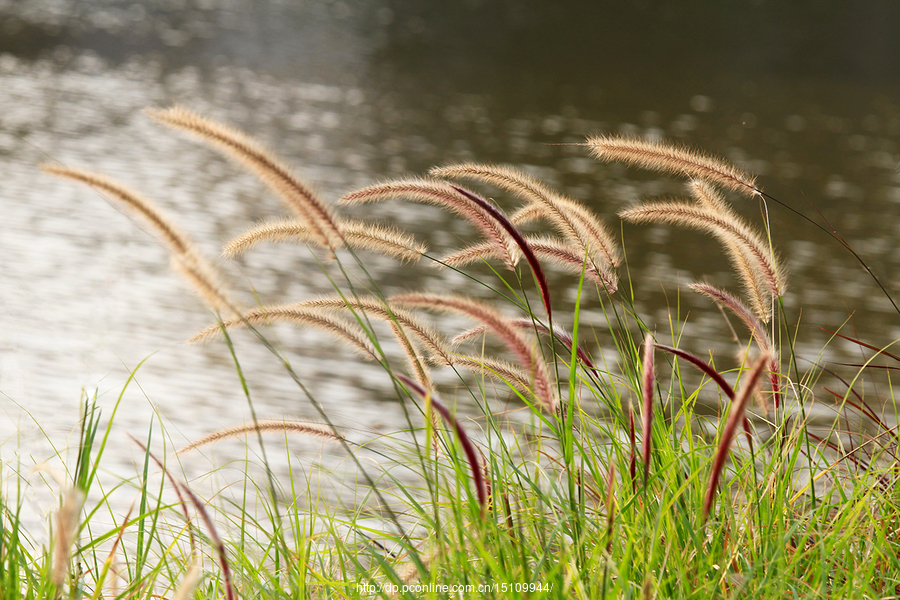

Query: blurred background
[{"left": 2, "top": 0, "right": 900, "bottom": 515}]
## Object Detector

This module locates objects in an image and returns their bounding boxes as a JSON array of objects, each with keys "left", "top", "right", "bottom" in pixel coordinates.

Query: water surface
[{"left": 2, "top": 0, "right": 899, "bottom": 530}]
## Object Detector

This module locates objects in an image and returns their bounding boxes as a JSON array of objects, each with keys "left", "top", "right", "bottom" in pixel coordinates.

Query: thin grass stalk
[
  {"left": 628, "top": 403, "right": 637, "bottom": 492},
  {"left": 702, "top": 353, "right": 769, "bottom": 521},
  {"left": 767, "top": 188, "right": 900, "bottom": 316},
  {"left": 95, "top": 504, "right": 133, "bottom": 595},
  {"left": 129, "top": 435, "right": 197, "bottom": 555},
  {"left": 396, "top": 375, "right": 487, "bottom": 510},
  {"left": 605, "top": 462, "right": 616, "bottom": 554}
]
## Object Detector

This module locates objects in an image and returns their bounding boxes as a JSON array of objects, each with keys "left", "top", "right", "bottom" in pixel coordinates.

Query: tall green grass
[{"left": 8, "top": 111, "right": 900, "bottom": 599}]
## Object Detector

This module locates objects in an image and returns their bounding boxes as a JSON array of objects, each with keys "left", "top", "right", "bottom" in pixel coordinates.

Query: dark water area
[{"left": 2, "top": 0, "right": 900, "bottom": 529}]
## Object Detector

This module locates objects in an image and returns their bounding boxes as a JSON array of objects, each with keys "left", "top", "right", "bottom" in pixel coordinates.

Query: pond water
[{"left": 2, "top": 0, "right": 900, "bottom": 532}]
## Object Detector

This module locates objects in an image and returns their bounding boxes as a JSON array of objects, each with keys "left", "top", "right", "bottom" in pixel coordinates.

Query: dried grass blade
[
  {"left": 128, "top": 435, "right": 197, "bottom": 555},
  {"left": 653, "top": 343, "right": 755, "bottom": 446},
  {"left": 820, "top": 328, "right": 900, "bottom": 363},
  {"left": 177, "top": 483, "right": 236, "bottom": 600},
  {"left": 653, "top": 344, "right": 736, "bottom": 400}
]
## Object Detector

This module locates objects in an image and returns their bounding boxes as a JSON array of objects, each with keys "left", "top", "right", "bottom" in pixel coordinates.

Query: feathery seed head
[
  {"left": 146, "top": 106, "right": 343, "bottom": 249},
  {"left": 391, "top": 292, "right": 557, "bottom": 412},
  {"left": 587, "top": 134, "right": 759, "bottom": 196}
]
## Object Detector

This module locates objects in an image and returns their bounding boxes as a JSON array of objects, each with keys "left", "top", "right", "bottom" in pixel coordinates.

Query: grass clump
[{"left": 8, "top": 108, "right": 900, "bottom": 598}]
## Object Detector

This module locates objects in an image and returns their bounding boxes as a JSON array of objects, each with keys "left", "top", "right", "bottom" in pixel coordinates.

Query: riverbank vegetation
[{"left": 5, "top": 107, "right": 900, "bottom": 598}]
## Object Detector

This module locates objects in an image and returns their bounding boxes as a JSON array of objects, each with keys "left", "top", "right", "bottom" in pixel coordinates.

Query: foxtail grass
[
  {"left": 176, "top": 420, "right": 342, "bottom": 455},
  {"left": 147, "top": 106, "right": 343, "bottom": 250},
  {"left": 620, "top": 199, "right": 785, "bottom": 320},
  {"left": 587, "top": 134, "right": 758, "bottom": 196},
  {"left": 17, "top": 108, "right": 900, "bottom": 600},
  {"left": 41, "top": 164, "right": 241, "bottom": 316},
  {"left": 223, "top": 218, "right": 426, "bottom": 263},
  {"left": 431, "top": 162, "right": 621, "bottom": 272}
]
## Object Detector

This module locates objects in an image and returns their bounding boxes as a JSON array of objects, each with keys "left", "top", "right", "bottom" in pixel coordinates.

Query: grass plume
[
  {"left": 51, "top": 488, "right": 84, "bottom": 588},
  {"left": 190, "top": 303, "right": 378, "bottom": 360},
  {"left": 620, "top": 200, "right": 785, "bottom": 320},
  {"left": 223, "top": 218, "right": 426, "bottom": 262},
  {"left": 297, "top": 295, "right": 454, "bottom": 366},
  {"left": 41, "top": 164, "right": 241, "bottom": 315},
  {"left": 339, "top": 178, "right": 519, "bottom": 268},
  {"left": 146, "top": 106, "right": 343, "bottom": 249},
  {"left": 431, "top": 162, "right": 621, "bottom": 270},
  {"left": 177, "top": 420, "right": 342, "bottom": 454},
  {"left": 702, "top": 353, "right": 769, "bottom": 520},
  {"left": 587, "top": 134, "right": 758, "bottom": 196},
  {"left": 391, "top": 292, "right": 556, "bottom": 412}
]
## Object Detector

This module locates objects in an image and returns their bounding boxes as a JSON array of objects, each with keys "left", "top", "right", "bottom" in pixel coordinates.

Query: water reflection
[{"left": 2, "top": 0, "right": 900, "bottom": 530}]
